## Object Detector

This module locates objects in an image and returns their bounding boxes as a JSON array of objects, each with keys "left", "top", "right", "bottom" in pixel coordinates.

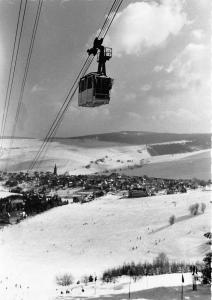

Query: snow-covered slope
[{"left": 0, "top": 189, "right": 210, "bottom": 299}]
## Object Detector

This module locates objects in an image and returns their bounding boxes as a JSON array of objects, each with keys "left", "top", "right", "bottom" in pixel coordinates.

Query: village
[{"left": 0, "top": 165, "right": 210, "bottom": 225}]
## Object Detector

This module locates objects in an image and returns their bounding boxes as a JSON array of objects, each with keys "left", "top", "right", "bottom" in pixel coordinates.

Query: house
[
  {"left": 128, "top": 188, "right": 148, "bottom": 198},
  {"left": 72, "top": 191, "right": 94, "bottom": 203},
  {"left": 0, "top": 192, "right": 25, "bottom": 224}
]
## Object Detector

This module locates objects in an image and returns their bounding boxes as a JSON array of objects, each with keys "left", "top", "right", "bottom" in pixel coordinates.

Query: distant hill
[
  {"left": 55, "top": 131, "right": 211, "bottom": 150},
  {"left": 2, "top": 136, "right": 34, "bottom": 139},
  {"left": 1, "top": 132, "right": 210, "bottom": 178}
]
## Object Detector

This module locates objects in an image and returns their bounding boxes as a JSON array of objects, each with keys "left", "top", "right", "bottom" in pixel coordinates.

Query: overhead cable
[
  {"left": 0, "top": 0, "right": 24, "bottom": 149},
  {"left": 28, "top": 0, "right": 124, "bottom": 171},
  {"left": 4, "top": 0, "right": 43, "bottom": 171},
  {"left": 0, "top": 0, "right": 28, "bottom": 149}
]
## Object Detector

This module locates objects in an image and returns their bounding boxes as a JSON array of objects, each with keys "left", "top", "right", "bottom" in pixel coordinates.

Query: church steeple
[{"left": 53, "top": 164, "right": 57, "bottom": 176}]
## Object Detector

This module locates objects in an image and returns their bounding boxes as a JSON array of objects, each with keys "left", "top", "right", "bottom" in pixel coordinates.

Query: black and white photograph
[{"left": 0, "top": 0, "right": 211, "bottom": 299}]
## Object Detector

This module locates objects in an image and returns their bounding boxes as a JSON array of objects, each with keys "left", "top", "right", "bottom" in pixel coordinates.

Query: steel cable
[
  {"left": 0, "top": 0, "right": 28, "bottom": 149},
  {"left": 0, "top": 0, "right": 24, "bottom": 149},
  {"left": 4, "top": 0, "right": 43, "bottom": 171},
  {"left": 28, "top": 0, "right": 124, "bottom": 171}
]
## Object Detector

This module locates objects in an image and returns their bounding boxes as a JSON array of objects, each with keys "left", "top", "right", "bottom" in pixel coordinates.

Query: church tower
[{"left": 53, "top": 164, "right": 57, "bottom": 176}]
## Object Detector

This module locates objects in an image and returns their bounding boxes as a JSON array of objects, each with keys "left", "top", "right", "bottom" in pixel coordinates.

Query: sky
[{"left": 0, "top": 0, "right": 211, "bottom": 137}]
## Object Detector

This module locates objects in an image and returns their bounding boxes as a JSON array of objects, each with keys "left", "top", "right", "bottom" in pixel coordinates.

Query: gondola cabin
[{"left": 78, "top": 72, "right": 113, "bottom": 107}]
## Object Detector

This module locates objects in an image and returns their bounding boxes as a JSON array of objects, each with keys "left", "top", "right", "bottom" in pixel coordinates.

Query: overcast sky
[{"left": 0, "top": 0, "right": 211, "bottom": 137}]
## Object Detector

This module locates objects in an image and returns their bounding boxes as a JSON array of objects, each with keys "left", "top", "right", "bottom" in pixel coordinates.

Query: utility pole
[
  {"left": 128, "top": 271, "right": 132, "bottom": 300},
  {"left": 94, "top": 274, "right": 97, "bottom": 295},
  {"left": 181, "top": 274, "right": 184, "bottom": 300},
  {"left": 128, "top": 277, "right": 131, "bottom": 299}
]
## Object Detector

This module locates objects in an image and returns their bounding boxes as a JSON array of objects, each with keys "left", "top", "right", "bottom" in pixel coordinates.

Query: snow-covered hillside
[{"left": 0, "top": 189, "right": 211, "bottom": 300}]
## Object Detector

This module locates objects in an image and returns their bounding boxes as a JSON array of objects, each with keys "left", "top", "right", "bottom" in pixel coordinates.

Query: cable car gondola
[{"left": 78, "top": 38, "right": 113, "bottom": 107}]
